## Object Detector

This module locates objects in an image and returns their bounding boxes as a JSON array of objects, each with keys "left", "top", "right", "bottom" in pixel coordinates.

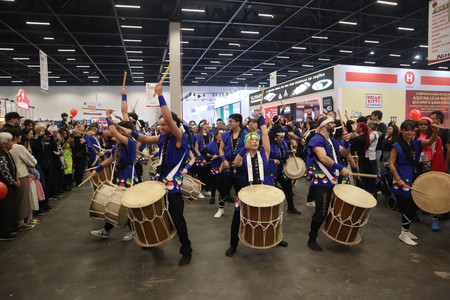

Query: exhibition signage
[
  {"left": 146, "top": 83, "right": 158, "bottom": 107},
  {"left": 366, "top": 94, "right": 382, "bottom": 108},
  {"left": 16, "top": 89, "right": 29, "bottom": 110},
  {"left": 428, "top": 0, "right": 450, "bottom": 65},
  {"left": 39, "top": 50, "right": 49, "bottom": 93}
]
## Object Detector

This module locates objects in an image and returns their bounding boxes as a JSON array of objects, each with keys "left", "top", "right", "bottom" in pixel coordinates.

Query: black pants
[
  {"left": 397, "top": 195, "right": 417, "bottom": 230},
  {"left": 276, "top": 175, "right": 295, "bottom": 210},
  {"left": 135, "top": 163, "right": 143, "bottom": 183},
  {"left": 168, "top": 193, "right": 192, "bottom": 255},
  {"left": 104, "top": 220, "right": 131, "bottom": 231},
  {"left": 210, "top": 174, "right": 220, "bottom": 198},
  {"left": 230, "top": 209, "right": 241, "bottom": 248},
  {"left": 198, "top": 165, "right": 211, "bottom": 192},
  {"left": 309, "top": 186, "right": 333, "bottom": 240},
  {"left": 362, "top": 159, "right": 377, "bottom": 194},
  {"left": 0, "top": 189, "right": 15, "bottom": 237},
  {"left": 73, "top": 158, "right": 85, "bottom": 186},
  {"left": 307, "top": 185, "right": 316, "bottom": 203},
  {"left": 218, "top": 174, "right": 242, "bottom": 208}
]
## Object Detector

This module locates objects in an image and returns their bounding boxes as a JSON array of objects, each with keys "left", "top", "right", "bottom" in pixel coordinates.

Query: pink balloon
[{"left": 410, "top": 109, "right": 421, "bottom": 121}]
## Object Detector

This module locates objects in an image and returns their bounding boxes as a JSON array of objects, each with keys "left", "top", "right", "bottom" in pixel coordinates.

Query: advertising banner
[
  {"left": 39, "top": 50, "right": 49, "bottom": 93},
  {"left": 405, "top": 90, "right": 450, "bottom": 123},
  {"left": 366, "top": 94, "right": 382, "bottom": 108},
  {"left": 428, "top": 0, "right": 450, "bottom": 65},
  {"left": 16, "top": 89, "right": 29, "bottom": 110},
  {"left": 146, "top": 83, "right": 158, "bottom": 107},
  {"left": 270, "top": 71, "right": 277, "bottom": 87},
  {"left": 264, "top": 106, "right": 278, "bottom": 123},
  {"left": 249, "top": 68, "right": 334, "bottom": 107},
  {"left": 83, "top": 101, "right": 102, "bottom": 116}
]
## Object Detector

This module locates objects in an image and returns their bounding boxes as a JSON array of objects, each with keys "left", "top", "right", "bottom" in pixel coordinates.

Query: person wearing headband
[
  {"left": 193, "top": 120, "right": 213, "bottom": 199},
  {"left": 268, "top": 125, "right": 301, "bottom": 214},
  {"left": 307, "top": 115, "right": 351, "bottom": 251},
  {"left": 215, "top": 113, "right": 248, "bottom": 219},
  {"left": 224, "top": 114, "right": 287, "bottom": 257}
]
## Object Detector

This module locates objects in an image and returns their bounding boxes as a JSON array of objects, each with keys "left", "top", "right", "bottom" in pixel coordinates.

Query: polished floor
[{"left": 1, "top": 165, "right": 449, "bottom": 299}]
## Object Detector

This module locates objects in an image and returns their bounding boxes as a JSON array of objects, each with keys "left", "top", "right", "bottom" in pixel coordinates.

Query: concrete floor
[{"left": 1, "top": 165, "right": 449, "bottom": 299}]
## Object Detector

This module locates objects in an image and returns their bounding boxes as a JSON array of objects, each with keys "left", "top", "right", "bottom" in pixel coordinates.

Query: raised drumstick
[
  {"left": 122, "top": 71, "right": 127, "bottom": 89},
  {"left": 153, "top": 64, "right": 171, "bottom": 97},
  {"left": 82, "top": 107, "right": 115, "bottom": 112},
  {"left": 78, "top": 174, "right": 93, "bottom": 188}
]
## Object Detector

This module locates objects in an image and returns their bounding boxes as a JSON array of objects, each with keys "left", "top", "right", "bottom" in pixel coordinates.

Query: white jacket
[{"left": 10, "top": 144, "right": 37, "bottom": 178}]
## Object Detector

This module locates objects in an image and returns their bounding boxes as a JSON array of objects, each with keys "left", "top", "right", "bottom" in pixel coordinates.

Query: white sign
[
  {"left": 428, "top": 0, "right": 450, "bottom": 65},
  {"left": 39, "top": 50, "right": 49, "bottom": 93},
  {"left": 270, "top": 71, "right": 277, "bottom": 87},
  {"left": 366, "top": 94, "right": 382, "bottom": 108},
  {"left": 146, "top": 83, "right": 158, "bottom": 107},
  {"left": 83, "top": 101, "right": 102, "bottom": 116}
]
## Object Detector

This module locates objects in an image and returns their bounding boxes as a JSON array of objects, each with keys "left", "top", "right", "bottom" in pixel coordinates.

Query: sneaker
[
  {"left": 19, "top": 223, "right": 35, "bottom": 231},
  {"left": 306, "top": 202, "right": 315, "bottom": 207},
  {"left": 122, "top": 231, "right": 134, "bottom": 242},
  {"left": 178, "top": 254, "right": 192, "bottom": 266},
  {"left": 431, "top": 219, "right": 440, "bottom": 231},
  {"left": 198, "top": 193, "right": 205, "bottom": 199},
  {"left": 407, "top": 231, "right": 418, "bottom": 240},
  {"left": 398, "top": 230, "right": 417, "bottom": 246},
  {"left": 214, "top": 208, "right": 225, "bottom": 219},
  {"left": 28, "top": 218, "right": 40, "bottom": 225},
  {"left": 225, "top": 246, "right": 236, "bottom": 257},
  {"left": 277, "top": 240, "right": 288, "bottom": 247},
  {"left": 91, "top": 229, "right": 110, "bottom": 238},
  {"left": 307, "top": 239, "right": 323, "bottom": 251},
  {"left": 0, "top": 234, "right": 17, "bottom": 241},
  {"left": 287, "top": 208, "right": 301, "bottom": 215},
  {"left": 203, "top": 191, "right": 211, "bottom": 196}
]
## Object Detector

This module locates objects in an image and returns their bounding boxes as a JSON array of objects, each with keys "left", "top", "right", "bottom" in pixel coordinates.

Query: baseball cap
[{"left": 5, "top": 112, "right": 24, "bottom": 121}]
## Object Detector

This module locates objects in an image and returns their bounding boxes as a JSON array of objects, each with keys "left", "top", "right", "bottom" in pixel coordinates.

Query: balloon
[
  {"left": 410, "top": 109, "right": 421, "bottom": 121},
  {"left": 0, "top": 182, "right": 7, "bottom": 200},
  {"left": 70, "top": 108, "right": 77, "bottom": 118}
]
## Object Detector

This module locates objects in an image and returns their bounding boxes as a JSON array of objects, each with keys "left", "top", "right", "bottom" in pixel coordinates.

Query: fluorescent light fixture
[
  {"left": 127, "top": 50, "right": 142, "bottom": 54},
  {"left": 192, "top": 81, "right": 199, "bottom": 83},
  {"left": 365, "top": 61, "right": 376, "bottom": 64},
  {"left": 48, "top": 76, "right": 60, "bottom": 78},
  {"left": 165, "top": 59, "right": 169, "bottom": 62},
  {"left": 252, "top": 68, "right": 263, "bottom": 71},
  {"left": 0, "top": 47, "right": 14, "bottom": 51},
  {"left": 195, "top": 77, "right": 206, "bottom": 79},
  {"left": 13, "top": 57, "right": 29, "bottom": 60},
  {"left": 181, "top": 41, "right": 189, "bottom": 44},
  {"left": 339, "top": 21, "right": 357, "bottom": 25},
  {"left": 201, "top": 73, "right": 208, "bottom": 75},
  {"left": 56, "top": 80, "right": 67, "bottom": 83},
  {"left": 263, "top": 62, "right": 275, "bottom": 65},
  {"left": 258, "top": 13, "right": 274, "bottom": 18},
  {"left": 210, "top": 61, "right": 221, "bottom": 64},
  {"left": 277, "top": 56, "right": 289, "bottom": 59},
  {"left": 365, "top": 40, "right": 379, "bottom": 44},
  {"left": 205, "top": 66, "right": 216, "bottom": 69},
  {"left": 133, "top": 72, "right": 144, "bottom": 75},
  {"left": 135, "top": 81, "right": 144, "bottom": 83},
  {"left": 121, "top": 25, "right": 142, "bottom": 29},
  {"left": 26, "top": 21, "right": 50, "bottom": 25},
  {"left": 311, "top": 36, "right": 328, "bottom": 39},
  {"left": 88, "top": 76, "right": 99, "bottom": 78},
  {"left": 438, "top": 66, "right": 448, "bottom": 69},
  {"left": 219, "top": 53, "right": 233, "bottom": 56},
  {"left": 258, "top": 82, "right": 267, "bottom": 85},
  {"left": 83, "top": 71, "right": 89, "bottom": 74},
  {"left": 230, "top": 81, "right": 239, "bottom": 84},
  {"left": 419, "top": 45, "right": 428, "bottom": 48},
  {"left": 124, "top": 39, "right": 142, "bottom": 42},
  {"left": 0, "top": 76, "right": 12, "bottom": 78},
  {"left": 58, "top": 49, "right": 75, "bottom": 52},
  {"left": 115, "top": 4, "right": 141, "bottom": 8},
  {"left": 130, "top": 66, "right": 143, "bottom": 68},
  {"left": 370, "top": 51, "right": 375, "bottom": 55},
  {"left": 236, "top": 78, "right": 246, "bottom": 80},
  {"left": 288, "top": 70, "right": 298, "bottom": 73},
  {"left": 182, "top": 8, "right": 205, "bottom": 13},
  {"left": 400, "top": 64, "right": 410, "bottom": 67},
  {"left": 92, "top": 81, "right": 98, "bottom": 83},
  {"left": 318, "top": 58, "right": 330, "bottom": 61},
  {"left": 66, "top": 58, "right": 75, "bottom": 61},
  {"left": 292, "top": 46, "right": 306, "bottom": 50},
  {"left": 76, "top": 65, "right": 90, "bottom": 68},
  {"left": 398, "top": 27, "right": 414, "bottom": 31},
  {"left": 229, "top": 43, "right": 240, "bottom": 47},
  {"left": 278, "top": 74, "right": 287, "bottom": 77},
  {"left": 389, "top": 54, "right": 401, "bottom": 57},
  {"left": 27, "top": 65, "right": 40, "bottom": 67},
  {"left": 134, "top": 76, "right": 143, "bottom": 79},
  {"left": 340, "top": 50, "right": 353, "bottom": 53},
  {"left": 181, "top": 28, "right": 195, "bottom": 31},
  {"left": 377, "top": 1, "right": 398, "bottom": 5},
  {"left": 241, "top": 30, "right": 259, "bottom": 34},
  {"left": 242, "top": 74, "right": 253, "bottom": 76},
  {"left": 302, "top": 64, "right": 314, "bottom": 67},
  {"left": 11, "top": 81, "right": 23, "bottom": 83},
  {"left": 129, "top": 59, "right": 143, "bottom": 61},
  {"left": 414, "top": 55, "right": 421, "bottom": 59},
  {"left": 43, "top": 37, "right": 54, "bottom": 40}
]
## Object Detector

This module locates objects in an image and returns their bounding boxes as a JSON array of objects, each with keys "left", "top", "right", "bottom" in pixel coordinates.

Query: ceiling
[{"left": 0, "top": 0, "right": 448, "bottom": 88}]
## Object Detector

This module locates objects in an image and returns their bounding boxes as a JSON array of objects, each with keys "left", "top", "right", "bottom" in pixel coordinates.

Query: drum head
[
  {"left": 412, "top": 172, "right": 450, "bottom": 214},
  {"left": 238, "top": 185, "right": 285, "bottom": 207},
  {"left": 283, "top": 157, "right": 306, "bottom": 179},
  {"left": 121, "top": 181, "right": 167, "bottom": 208},
  {"left": 333, "top": 184, "right": 377, "bottom": 208}
]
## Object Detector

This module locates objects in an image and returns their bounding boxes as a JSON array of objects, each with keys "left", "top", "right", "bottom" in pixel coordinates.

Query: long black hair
[{"left": 269, "top": 124, "right": 285, "bottom": 144}]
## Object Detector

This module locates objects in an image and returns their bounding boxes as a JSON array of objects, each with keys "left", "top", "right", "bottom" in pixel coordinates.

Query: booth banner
[
  {"left": 405, "top": 90, "right": 450, "bottom": 121},
  {"left": 366, "top": 94, "right": 382, "bottom": 108},
  {"left": 264, "top": 106, "right": 278, "bottom": 123},
  {"left": 39, "top": 50, "right": 49, "bottom": 93},
  {"left": 249, "top": 67, "right": 334, "bottom": 107},
  {"left": 83, "top": 101, "right": 102, "bottom": 116},
  {"left": 16, "top": 89, "right": 29, "bottom": 110},
  {"left": 146, "top": 83, "right": 158, "bottom": 107},
  {"left": 428, "top": 0, "right": 450, "bottom": 65},
  {"left": 323, "top": 96, "right": 334, "bottom": 112},
  {"left": 270, "top": 71, "right": 277, "bottom": 87}
]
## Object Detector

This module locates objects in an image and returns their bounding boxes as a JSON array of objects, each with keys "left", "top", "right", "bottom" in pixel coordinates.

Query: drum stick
[
  {"left": 78, "top": 174, "right": 93, "bottom": 188},
  {"left": 122, "top": 71, "right": 127, "bottom": 89},
  {"left": 407, "top": 185, "right": 430, "bottom": 196},
  {"left": 345, "top": 110, "right": 350, "bottom": 122},
  {"left": 153, "top": 64, "right": 171, "bottom": 97},
  {"left": 290, "top": 144, "right": 299, "bottom": 169},
  {"left": 351, "top": 173, "right": 378, "bottom": 178},
  {"left": 337, "top": 110, "right": 349, "bottom": 142},
  {"left": 94, "top": 144, "right": 105, "bottom": 151},
  {"left": 72, "top": 130, "right": 88, "bottom": 135},
  {"left": 354, "top": 151, "right": 359, "bottom": 170},
  {"left": 82, "top": 107, "right": 115, "bottom": 112},
  {"left": 92, "top": 155, "right": 100, "bottom": 166},
  {"left": 133, "top": 99, "right": 139, "bottom": 111},
  {"left": 259, "top": 85, "right": 265, "bottom": 109}
]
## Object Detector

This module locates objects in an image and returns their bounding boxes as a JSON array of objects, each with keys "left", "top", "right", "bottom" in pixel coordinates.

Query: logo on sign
[
  {"left": 16, "top": 89, "right": 29, "bottom": 110},
  {"left": 404, "top": 71, "right": 415, "bottom": 85},
  {"left": 366, "top": 94, "right": 382, "bottom": 108}
]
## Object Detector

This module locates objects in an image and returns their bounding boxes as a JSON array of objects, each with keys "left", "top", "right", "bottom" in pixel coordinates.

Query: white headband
[
  {"left": 317, "top": 117, "right": 334, "bottom": 131},
  {"left": 276, "top": 132, "right": 285, "bottom": 137}
]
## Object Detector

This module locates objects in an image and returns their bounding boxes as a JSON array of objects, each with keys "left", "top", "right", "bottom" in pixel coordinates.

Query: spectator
[
  {"left": 0, "top": 112, "right": 23, "bottom": 132},
  {"left": 429, "top": 110, "right": 450, "bottom": 172},
  {"left": 59, "top": 128, "right": 73, "bottom": 191},
  {"left": 23, "top": 119, "right": 35, "bottom": 130},
  {"left": 72, "top": 130, "right": 87, "bottom": 187},
  {"left": 371, "top": 110, "right": 387, "bottom": 179}
]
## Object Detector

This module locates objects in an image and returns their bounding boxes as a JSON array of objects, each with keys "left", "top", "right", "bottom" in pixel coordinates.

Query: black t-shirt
[
  {"left": 376, "top": 122, "right": 387, "bottom": 151},
  {"left": 250, "top": 154, "right": 262, "bottom": 185},
  {"left": 438, "top": 128, "right": 450, "bottom": 159}
]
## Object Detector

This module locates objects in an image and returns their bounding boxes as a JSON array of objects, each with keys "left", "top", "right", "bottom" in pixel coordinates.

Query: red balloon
[
  {"left": 70, "top": 108, "right": 77, "bottom": 117},
  {"left": 0, "top": 182, "right": 7, "bottom": 200},
  {"left": 410, "top": 109, "right": 421, "bottom": 121}
]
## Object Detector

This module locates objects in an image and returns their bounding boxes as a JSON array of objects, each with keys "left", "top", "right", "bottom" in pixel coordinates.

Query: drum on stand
[
  {"left": 238, "top": 185, "right": 285, "bottom": 249},
  {"left": 182, "top": 174, "right": 202, "bottom": 202},
  {"left": 121, "top": 181, "right": 176, "bottom": 247},
  {"left": 89, "top": 181, "right": 128, "bottom": 227},
  {"left": 86, "top": 165, "right": 113, "bottom": 191},
  {"left": 283, "top": 157, "right": 306, "bottom": 180},
  {"left": 321, "top": 184, "right": 377, "bottom": 245},
  {"left": 411, "top": 171, "right": 450, "bottom": 214}
]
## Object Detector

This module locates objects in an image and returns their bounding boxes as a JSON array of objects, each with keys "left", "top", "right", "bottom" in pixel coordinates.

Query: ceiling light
[
  {"left": 205, "top": 67, "right": 216, "bottom": 69},
  {"left": 195, "top": 77, "right": 205, "bottom": 79},
  {"left": 124, "top": 39, "right": 142, "bottom": 42},
  {"left": 419, "top": 45, "right": 428, "bottom": 48},
  {"left": 229, "top": 43, "right": 240, "bottom": 47},
  {"left": 263, "top": 62, "right": 275, "bottom": 65},
  {"left": 278, "top": 74, "right": 287, "bottom": 77},
  {"left": 88, "top": 76, "right": 99, "bottom": 79},
  {"left": 76, "top": 65, "right": 90, "bottom": 68},
  {"left": 438, "top": 66, "right": 448, "bottom": 69},
  {"left": 340, "top": 50, "right": 353, "bottom": 53},
  {"left": 302, "top": 64, "right": 314, "bottom": 67},
  {"left": 377, "top": 1, "right": 398, "bottom": 5},
  {"left": 277, "top": 56, "right": 289, "bottom": 59},
  {"left": 135, "top": 81, "right": 144, "bottom": 83},
  {"left": 365, "top": 40, "right": 379, "bottom": 44},
  {"left": 13, "top": 57, "right": 29, "bottom": 60},
  {"left": 219, "top": 53, "right": 233, "bottom": 56},
  {"left": 292, "top": 46, "right": 306, "bottom": 50},
  {"left": 43, "top": 37, "right": 54, "bottom": 40},
  {"left": 389, "top": 54, "right": 401, "bottom": 57},
  {"left": 58, "top": 49, "right": 75, "bottom": 52},
  {"left": 230, "top": 81, "right": 239, "bottom": 84},
  {"left": 26, "top": 21, "right": 50, "bottom": 25},
  {"left": 165, "top": 59, "right": 170, "bottom": 62},
  {"left": 210, "top": 61, "right": 221, "bottom": 64},
  {"left": 134, "top": 76, "right": 143, "bottom": 79},
  {"left": 242, "top": 74, "right": 253, "bottom": 76},
  {"left": 398, "top": 27, "right": 414, "bottom": 31},
  {"left": 192, "top": 81, "right": 199, "bottom": 83},
  {"left": 67, "top": 58, "right": 75, "bottom": 61},
  {"left": 56, "top": 80, "right": 67, "bottom": 83},
  {"left": 92, "top": 81, "right": 98, "bottom": 83},
  {"left": 288, "top": 70, "right": 298, "bottom": 73},
  {"left": 236, "top": 78, "right": 246, "bottom": 80},
  {"left": 48, "top": 76, "right": 60, "bottom": 78},
  {"left": 252, "top": 68, "right": 263, "bottom": 71},
  {"left": 129, "top": 59, "right": 143, "bottom": 61},
  {"left": 83, "top": 71, "right": 89, "bottom": 74},
  {"left": 400, "top": 64, "right": 410, "bottom": 67},
  {"left": 318, "top": 58, "right": 330, "bottom": 61},
  {"left": 414, "top": 55, "right": 421, "bottom": 59},
  {"left": 365, "top": 61, "right": 376, "bottom": 64},
  {"left": 241, "top": 30, "right": 259, "bottom": 34},
  {"left": 11, "top": 81, "right": 23, "bottom": 83},
  {"left": 258, "top": 82, "right": 267, "bottom": 85},
  {"left": 130, "top": 66, "right": 143, "bottom": 68},
  {"left": 370, "top": 51, "right": 375, "bottom": 55},
  {"left": 27, "top": 65, "right": 40, "bottom": 67},
  {"left": 181, "top": 28, "right": 195, "bottom": 31},
  {"left": 115, "top": 4, "right": 141, "bottom": 8},
  {"left": 127, "top": 50, "right": 142, "bottom": 54},
  {"left": 201, "top": 73, "right": 208, "bottom": 75},
  {"left": 258, "top": 14, "right": 274, "bottom": 18},
  {"left": 121, "top": 25, "right": 142, "bottom": 29},
  {"left": 182, "top": 8, "right": 205, "bottom": 13},
  {"left": 311, "top": 36, "right": 328, "bottom": 39},
  {"left": 133, "top": 72, "right": 143, "bottom": 75},
  {"left": 0, "top": 76, "right": 12, "bottom": 78},
  {"left": 0, "top": 47, "right": 14, "bottom": 51},
  {"left": 182, "top": 41, "right": 189, "bottom": 44},
  {"left": 339, "top": 21, "right": 357, "bottom": 26}
]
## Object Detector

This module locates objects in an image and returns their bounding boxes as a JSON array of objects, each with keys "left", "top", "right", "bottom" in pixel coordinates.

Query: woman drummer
[
  {"left": 225, "top": 113, "right": 287, "bottom": 257},
  {"left": 204, "top": 129, "right": 224, "bottom": 204},
  {"left": 389, "top": 120, "right": 438, "bottom": 246},
  {"left": 90, "top": 88, "right": 138, "bottom": 242},
  {"left": 193, "top": 120, "right": 213, "bottom": 198},
  {"left": 268, "top": 124, "right": 301, "bottom": 214}
]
